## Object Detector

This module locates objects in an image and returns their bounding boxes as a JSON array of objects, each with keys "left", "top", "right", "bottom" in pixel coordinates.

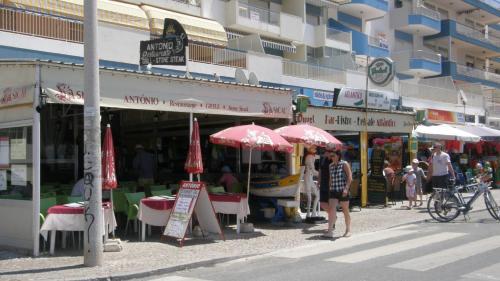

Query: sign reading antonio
[{"left": 140, "top": 19, "right": 188, "bottom": 66}]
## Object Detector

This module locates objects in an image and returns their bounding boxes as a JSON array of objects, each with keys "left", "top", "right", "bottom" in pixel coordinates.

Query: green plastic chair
[
  {"left": 230, "top": 182, "right": 243, "bottom": 194},
  {"left": 124, "top": 192, "right": 145, "bottom": 235},
  {"left": 150, "top": 185, "right": 166, "bottom": 191},
  {"left": 112, "top": 189, "right": 128, "bottom": 215},
  {"left": 151, "top": 189, "right": 172, "bottom": 197},
  {"left": 66, "top": 196, "right": 83, "bottom": 203},
  {"left": 39, "top": 197, "right": 57, "bottom": 224},
  {"left": 208, "top": 186, "right": 226, "bottom": 193},
  {"left": 168, "top": 183, "right": 179, "bottom": 191}
]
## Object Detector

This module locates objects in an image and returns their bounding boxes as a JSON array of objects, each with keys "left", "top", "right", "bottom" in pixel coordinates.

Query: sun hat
[
  {"left": 412, "top": 159, "right": 419, "bottom": 164},
  {"left": 405, "top": 165, "right": 413, "bottom": 173}
]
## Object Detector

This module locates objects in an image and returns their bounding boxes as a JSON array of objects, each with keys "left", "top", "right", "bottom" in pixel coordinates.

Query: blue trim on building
[
  {"left": 344, "top": 0, "right": 388, "bottom": 12},
  {"left": 491, "top": 24, "right": 500, "bottom": 31},
  {"left": 409, "top": 59, "right": 441, "bottom": 73},
  {"left": 395, "top": 30, "right": 413, "bottom": 42},
  {"left": 462, "top": 0, "right": 500, "bottom": 17},
  {"left": 408, "top": 14, "right": 441, "bottom": 32},
  {"left": 328, "top": 18, "right": 389, "bottom": 57},
  {"left": 337, "top": 12, "right": 362, "bottom": 27},
  {"left": 396, "top": 73, "right": 414, "bottom": 80},
  {"left": 441, "top": 61, "right": 500, "bottom": 89},
  {"left": 425, "top": 20, "right": 500, "bottom": 53},
  {"left": 492, "top": 57, "right": 500, "bottom": 63},
  {"left": 0, "top": 45, "right": 234, "bottom": 82}
]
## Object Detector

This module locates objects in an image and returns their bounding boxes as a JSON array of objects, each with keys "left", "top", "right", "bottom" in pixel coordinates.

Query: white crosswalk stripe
[
  {"left": 270, "top": 229, "right": 416, "bottom": 259},
  {"left": 325, "top": 232, "right": 466, "bottom": 263},
  {"left": 390, "top": 236, "right": 500, "bottom": 272},
  {"left": 460, "top": 262, "right": 500, "bottom": 281},
  {"left": 149, "top": 276, "right": 210, "bottom": 281}
]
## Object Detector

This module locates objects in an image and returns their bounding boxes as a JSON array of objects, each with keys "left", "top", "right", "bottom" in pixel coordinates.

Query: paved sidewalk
[{"left": 0, "top": 191, "right": 497, "bottom": 281}]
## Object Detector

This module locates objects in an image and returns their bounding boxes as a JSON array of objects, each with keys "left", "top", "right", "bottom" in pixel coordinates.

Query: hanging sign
[
  {"left": 332, "top": 87, "right": 393, "bottom": 110},
  {"left": 163, "top": 181, "right": 223, "bottom": 246},
  {"left": 140, "top": 19, "right": 188, "bottom": 66},
  {"left": 368, "top": 57, "right": 394, "bottom": 86}
]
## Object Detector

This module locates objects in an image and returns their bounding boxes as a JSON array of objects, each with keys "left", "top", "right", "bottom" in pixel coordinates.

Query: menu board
[
  {"left": 11, "top": 164, "right": 27, "bottom": 186},
  {"left": 0, "top": 137, "right": 9, "bottom": 168},
  {"left": 164, "top": 181, "right": 202, "bottom": 240},
  {"left": 370, "top": 148, "right": 385, "bottom": 176},
  {"left": 10, "top": 139, "right": 26, "bottom": 160},
  {"left": 163, "top": 181, "right": 224, "bottom": 245},
  {"left": 368, "top": 176, "right": 387, "bottom": 205}
]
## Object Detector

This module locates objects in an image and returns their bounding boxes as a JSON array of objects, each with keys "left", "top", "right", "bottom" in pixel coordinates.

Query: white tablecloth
[
  {"left": 40, "top": 207, "right": 116, "bottom": 241},
  {"left": 138, "top": 202, "right": 172, "bottom": 227},
  {"left": 211, "top": 197, "right": 249, "bottom": 219}
]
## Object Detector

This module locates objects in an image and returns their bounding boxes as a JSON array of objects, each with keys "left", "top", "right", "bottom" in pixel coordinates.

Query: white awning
[
  {"left": 413, "top": 124, "right": 481, "bottom": 142},
  {"left": 451, "top": 124, "right": 500, "bottom": 141}
]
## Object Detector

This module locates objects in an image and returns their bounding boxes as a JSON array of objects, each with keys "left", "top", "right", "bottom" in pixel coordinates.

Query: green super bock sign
[{"left": 368, "top": 57, "right": 394, "bottom": 86}]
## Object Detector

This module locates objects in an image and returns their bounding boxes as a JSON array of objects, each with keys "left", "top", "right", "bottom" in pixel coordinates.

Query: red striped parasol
[
  {"left": 102, "top": 124, "right": 117, "bottom": 189},
  {"left": 185, "top": 118, "right": 203, "bottom": 175}
]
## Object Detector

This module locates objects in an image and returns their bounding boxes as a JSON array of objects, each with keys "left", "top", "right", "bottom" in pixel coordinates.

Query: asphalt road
[{"left": 145, "top": 210, "right": 500, "bottom": 281}]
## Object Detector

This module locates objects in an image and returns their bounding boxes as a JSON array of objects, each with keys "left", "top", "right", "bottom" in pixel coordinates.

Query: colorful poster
[
  {"left": 426, "top": 109, "right": 458, "bottom": 123},
  {"left": 0, "top": 137, "right": 9, "bottom": 168},
  {"left": 10, "top": 139, "right": 26, "bottom": 160},
  {"left": 11, "top": 164, "right": 27, "bottom": 186},
  {"left": 0, "top": 170, "right": 6, "bottom": 191}
]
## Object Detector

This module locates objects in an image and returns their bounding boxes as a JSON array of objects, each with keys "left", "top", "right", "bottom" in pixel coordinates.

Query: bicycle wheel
[
  {"left": 484, "top": 191, "right": 500, "bottom": 221},
  {"left": 428, "top": 191, "right": 461, "bottom": 222}
]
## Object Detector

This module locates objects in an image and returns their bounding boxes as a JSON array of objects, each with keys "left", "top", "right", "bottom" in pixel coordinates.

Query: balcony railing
[
  {"left": 456, "top": 64, "right": 500, "bottom": 84},
  {"left": 399, "top": 81, "right": 457, "bottom": 103},
  {"left": 410, "top": 50, "right": 441, "bottom": 63},
  {"left": 367, "top": 35, "right": 389, "bottom": 49},
  {"left": 0, "top": 6, "right": 83, "bottom": 43},
  {"left": 170, "top": 0, "right": 201, "bottom": 7},
  {"left": 455, "top": 21, "right": 500, "bottom": 46},
  {"left": 282, "top": 60, "right": 345, "bottom": 84},
  {"left": 238, "top": 2, "right": 280, "bottom": 26},
  {"left": 189, "top": 43, "right": 246, "bottom": 69},
  {"left": 477, "top": 0, "right": 500, "bottom": 9},
  {"left": 326, "top": 28, "right": 351, "bottom": 44},
  {"left": 413, "top": 5, "right": 440, "bottom": 21}
]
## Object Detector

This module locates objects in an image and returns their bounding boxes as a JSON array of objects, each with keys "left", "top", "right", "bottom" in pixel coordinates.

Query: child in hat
[{"left": 402, "top": 165, "right": 417, "bottom": 209}]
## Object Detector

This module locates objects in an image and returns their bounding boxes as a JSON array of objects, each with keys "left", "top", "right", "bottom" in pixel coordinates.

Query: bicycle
[{"left": 427, "top": 180, "right": 500, "bottom": 222}]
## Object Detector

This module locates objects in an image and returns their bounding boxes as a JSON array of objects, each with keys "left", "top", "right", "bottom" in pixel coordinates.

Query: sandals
[{"left": 343, "top": 232, "right": 352, "bottom": 238}]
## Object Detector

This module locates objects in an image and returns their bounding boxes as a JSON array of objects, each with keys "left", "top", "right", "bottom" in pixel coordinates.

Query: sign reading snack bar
[
  {"left": 140, "top": 19, "right": 188, "bottom": 66},
  {"left": 296, "top": 107, "right": 414, "bottom": 133},
  {"left": 163, "top": 181, "right": 224, "bottom": 246}
]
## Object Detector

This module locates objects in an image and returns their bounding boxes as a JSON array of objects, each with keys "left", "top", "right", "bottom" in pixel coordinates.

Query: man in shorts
[{"left": 428, "top": 142, "right": 455, "bottom": 189}]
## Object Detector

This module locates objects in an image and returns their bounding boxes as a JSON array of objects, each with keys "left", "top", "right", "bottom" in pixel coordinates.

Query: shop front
[
  {"left": 0, "top": 61, "right": 292, "bottom": 255},
  {"left": 296, "top": 106, "right": 414, "bottom": 206}
]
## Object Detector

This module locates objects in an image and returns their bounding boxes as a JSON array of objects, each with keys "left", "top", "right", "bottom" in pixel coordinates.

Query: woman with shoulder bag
[{"left": 323, "top": 149, "right": 352, "bottom": 238}]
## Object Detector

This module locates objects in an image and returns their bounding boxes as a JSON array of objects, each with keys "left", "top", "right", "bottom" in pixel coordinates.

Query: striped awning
[
  {"left": 4, "top": 0, "right": 150, "bottom": 30},
  {"left": 142, "top": 5, "right": 228, "bottom": 47},
  {"left": 261, "top": 38, "right": 296, "bottom": 53}
]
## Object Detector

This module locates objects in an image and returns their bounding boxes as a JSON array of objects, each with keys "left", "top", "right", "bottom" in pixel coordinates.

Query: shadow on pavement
[{"left": 0, "top": 264, "right": 84, "bottom": 276}]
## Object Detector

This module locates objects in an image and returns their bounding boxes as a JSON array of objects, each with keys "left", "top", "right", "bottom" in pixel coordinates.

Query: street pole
[
  {"left": 83, "top": 0, "right": 103, "bottom": 267},
  {"left": 361, "top": 56, "right": 370, "bottom": 208}
]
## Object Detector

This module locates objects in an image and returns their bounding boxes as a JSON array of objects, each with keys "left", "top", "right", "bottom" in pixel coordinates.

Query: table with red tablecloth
[
  {"left": 138, "top": 193, "right": 249, "bottom": 241},
  {"left": 40, "top": 202, "right": 117, "bottom": 255}
]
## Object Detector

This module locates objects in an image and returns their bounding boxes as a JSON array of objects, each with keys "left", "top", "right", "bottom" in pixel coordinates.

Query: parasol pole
[
  {"left": 189, "top": 113, "right": 193, "bottom": 181},
  {"left": 245, "top": 147, "right": 253, "bottom": 222}
]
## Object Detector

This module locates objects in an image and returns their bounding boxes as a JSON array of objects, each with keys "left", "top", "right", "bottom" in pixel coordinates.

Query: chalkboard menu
[
  {"left": 163, "top": 181, "right": 224, "bottom": 246},
  {"left": 370, "top": 148, "right": 385, "bottom": 176},
  {"left": 368, "top": 176, "right": 387, "bottom": 205}
]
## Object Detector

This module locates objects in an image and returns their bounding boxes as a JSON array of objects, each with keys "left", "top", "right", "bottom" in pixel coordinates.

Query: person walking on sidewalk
[
  {"left": 324, "top": 149, "right": 352, "bottom": 238},
  {"left": 319, "top": 145, "right": 334, "bottom": 226},
  {"left": 411, "top": 159, "right": 427, "bottom": 207},
  {"left": 402, "top": 166, "right": 417, "bottom": 209},
  {"left": 428, "top": 142, "right": 455, "bottom": 189}
]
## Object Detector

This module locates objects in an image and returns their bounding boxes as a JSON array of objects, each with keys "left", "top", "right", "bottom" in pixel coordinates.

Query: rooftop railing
[
  {"left": 0, "top": 6, "right": 83, "bottom": 43},
  {"left": 282, "top": 60, "right": 345, "bottom": 84},
  {"left": 413, "top": 5, "right": 440, "bottom": 21},
  {"left": 326, "top": 27, "right": 351, "bottom": 44},
  {"left": 238, "top": 2, "right": 280, "bottom": 26}
]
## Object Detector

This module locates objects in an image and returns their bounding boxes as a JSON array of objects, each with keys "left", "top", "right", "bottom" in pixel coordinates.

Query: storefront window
[{"left": 0, "top": 126, "right": 33, "bottom": 200}]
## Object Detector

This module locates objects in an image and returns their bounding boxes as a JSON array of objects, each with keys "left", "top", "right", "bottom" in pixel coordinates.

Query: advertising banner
[{"left": 140, "top": 19, "right": 188, "bottom": 66}]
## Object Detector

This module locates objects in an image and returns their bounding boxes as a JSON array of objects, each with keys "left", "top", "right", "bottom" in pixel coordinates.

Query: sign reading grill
[{"left": 140, "top": 19, "right": 188, "bottom": 66}]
